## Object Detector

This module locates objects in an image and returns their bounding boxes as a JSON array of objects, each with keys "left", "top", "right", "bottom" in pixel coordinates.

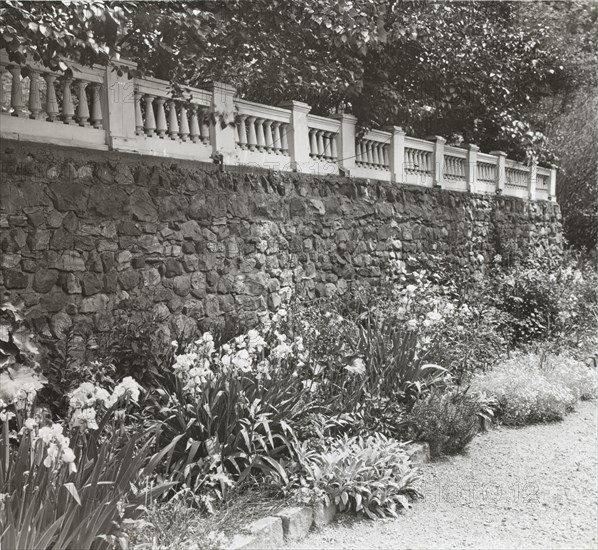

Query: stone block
[
  {"left": 33, "top": 269, "right": 58, "bottom": 293},
  {"left": 54, "top": 251, "right": 85, "bottom": 272},
  {"left": 3, "top": 269, "right": 28, "bottom": 289},
  {"left": 243, "top": 516, "right": 284, "bottom": 550},
  {"left": 312, "top": 501, "right": 336, "bottom": 530},
  {"left": 275, "top": 507, "right": 313, "bottom": 541}
]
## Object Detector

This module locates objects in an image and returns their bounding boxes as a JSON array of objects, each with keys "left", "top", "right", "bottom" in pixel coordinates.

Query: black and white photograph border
[{"left": 0, "top": 1, "right": 596, "bottom": 549}]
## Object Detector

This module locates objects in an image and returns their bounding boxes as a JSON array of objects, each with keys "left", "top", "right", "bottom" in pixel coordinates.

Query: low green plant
[
  {"left": 0, "top": 371, "right": 175, "bottom": 549},
  {"left": 292, "top": 433, "right": 422, "bottom": 519},
  {"left": 541, "top": 353, "right": 598, "bottom": 401},
  {"left": 400, "top": 387, "right": 494, "bottom": 457},
  {"left": 470, "top": 353, "right": 589, "bottom": 425},
  {"left": 151, "top": 320, "right": 313, "bottom": 497}
]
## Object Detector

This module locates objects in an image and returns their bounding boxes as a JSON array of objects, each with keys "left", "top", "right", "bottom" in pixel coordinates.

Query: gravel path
[{"left": 288, "top": 400, "right": 598, "bottom": 550}]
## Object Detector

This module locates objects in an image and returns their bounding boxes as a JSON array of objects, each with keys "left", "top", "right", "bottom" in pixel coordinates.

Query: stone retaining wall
[{"left": 0, "top": 139, "right": 562, "bottom": 336}]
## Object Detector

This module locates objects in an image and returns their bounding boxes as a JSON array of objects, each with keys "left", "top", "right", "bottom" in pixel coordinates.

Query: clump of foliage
[
  {"left": 491, "top": 251, "right": 598, "bottom": 347},
  {"left": 470, "top": 353, "right": 597, "bottom": 425},
  {"left": 400, "top": 387, "right": 495, "bottom": 457},
  {"left": 150, "top": 313, "right": 313, "bottom": 497},
  {"left": 0, "top": 305, "right": 176, "bottom": 549},
  {"left": 292, "top": 433, "right": 421, "bottom": 519}
]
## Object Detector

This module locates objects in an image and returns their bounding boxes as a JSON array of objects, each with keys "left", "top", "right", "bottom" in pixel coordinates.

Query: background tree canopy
[{"left": 1, "top": 0, "right": 596, "bottom": 249}]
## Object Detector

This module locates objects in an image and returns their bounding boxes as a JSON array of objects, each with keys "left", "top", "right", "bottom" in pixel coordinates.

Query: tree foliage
[{"left": 1, "top": 1, "right": 596, "bottom": 246}]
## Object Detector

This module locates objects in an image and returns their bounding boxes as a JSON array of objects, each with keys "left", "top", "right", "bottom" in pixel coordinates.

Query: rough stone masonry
[{"left": 0, "top": 140, "right": 562, "bottom": 338}]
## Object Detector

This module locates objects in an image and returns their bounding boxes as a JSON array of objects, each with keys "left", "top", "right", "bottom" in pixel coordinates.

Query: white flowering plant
[
  {"left": 470, "top": 352, "right": 598, "bottom": 425},
  {"left": 0, "top": 374, "right": 177, "bottom": 550},
  {"left": 151, "top": 313, "right": 316, "bottom": 497}
]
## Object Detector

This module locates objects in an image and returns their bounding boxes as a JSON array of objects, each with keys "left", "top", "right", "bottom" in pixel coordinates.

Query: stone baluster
[
  {"left": 322, "top": 132, "right": 331, "bottom": 160},
  {"left": 309, "top": 129, "right": 318, "bottom": 158},
  {"left": 372, "top": 142, "right": 380, "bottom": 167},
  {"left": 255, "top": 118, "right": 265, "bottom": 151},
  {"left": 355, "top": 140, "right": 362, "bottom": 165},
  {"left": 367, "top": 141, "right": 375, "bottom": 167},
  {"left": 179, "top": 104, "right": 189, "bottom": 141},
  {"left": 134, "top": 91, "right": 143, "bottom": 134},
  {"left": 316, "top": 130, "right": 325, "bottom": 158},
  {"left": 154, "top": 97, "right": 167, "bottom": 138},
  {"left": 189, "top": 106, "right": 200, "bottom": 142},
  {"left": 74, "top": 80, "right": 89, "bottom": 126},
  {"left": 280, "top": 123, "right": 289, "bottom": 154},
  {"left": 60, "top": 77, "right": 75, "bottom": 124},
  {"left": 89, "top": 83, "right": 102, "bottom": 128},
  {"left": 246, "top": 116, "right": 257, "bottom": 150},
  {"left": 330, "top": 133, "right": 338, "bottom": 160},
  {"left": 167, "top": 99, "right": 179, "bottom": 140},
  {"left": 271, "top": 121, "right": 281, "bottom": 153},
  {"left": 43, "top": 74, "right": 59, "bottom": 122},
  {"left": 382, "top": 145, "right": 390, "bottom": 168},
  {"left": 237, "top": 115, "right": 248, "bottom": 149},
  {"left": 199, "top": 108, "right": 210, "bottom": 144},
  {"left": 263, "top": 120, "right": 273, "bottom": 152},
  {"left": 143, "top": 95, "right": 156, "bottom": 136},
  {"left": 0, "top": 66, "right": 9, "bottom": 114},
  {"left": 9, "top": 65, "right": 27, "bottom": 117},
  {"left": 27, "top": 70, "right": 44, "bottom": 120}
]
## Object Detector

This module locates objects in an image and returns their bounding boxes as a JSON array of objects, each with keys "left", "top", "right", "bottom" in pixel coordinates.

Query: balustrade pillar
[
  {"left": 43, "top": 74, "right": 59, "bottom": 122},
  {"left": 528, "top": 157, "right": 537, "bottom": 201},
  {"left": 280, "top": 123, "right": 289, "bottom": 155},
  {"left": 89, "top": 83, "right": 103, "bottom": 128},
  {"left": 490, "top": 150, "right": 507, "bottom": 195},
  {"left": 205, "top": 81, "right": 237, "bottom": 164},
  {"left": 279, "top": 100, "right": 311, "bottom": 171},
  {"left": 199, "top": 108, "right": 210, "bottom": 145},
  {"left": 372, "top": 142, "right": 380, "bottom": 166},
  {"left": 167, "top": 99, "right": 179, "bottom": 140},
  {"left": 427, "top": 136, "right": 445, "bottom": 187},
  {"left": 548, "top": 166, "right": 557, "bottom": 202},
  {"left": 271, "top": 121, "right": 281, "bottom": 153},
  {"left": 330, "top": 133, "right": 338, "bottom": 160},
  {"left": 9, "top": 65, "right": 27, "bottom": 117},
  {"left": 255, "top": 118, "right": 265, "bottom": 151},
  {"left": 134, "top": 91, "right": 143, "bottom": 134},
  {"left": 332, "top": 113, "right": 356, "bottom": 175},
  {"left": 309, "top": 130, "right": 318, "bottom": 158},
  {"left": 0, "top": 66, "right": 9, "bottom": 114},
  {"left": 60, "top": 78, "right": 75, "bottom": 124},
  {"left": 179, "top": 104, "right": 189, "bottom": 141},
  {"left": 154, "top": 98, "right": 167, "bottom": 138},
  {"left": 263, "top": 120, "right": 273, "bottom": 152},
  {"left": 189, "top": 106, "right": 200, "bottom": 142},
  {"left": 237, "top": 115, "right": 248, "bottom": 149},
  {"left": 74, "top": 80, "right": 89, "bottom": 126},
  {"left": 466, "top": 144, "right": 479, "bottom": 193},
  {"left": 387, "top": 126, "right": 406, "bottom": 183},
  {"left": 27, "top": 70, "right": 43, "bottom": 120},
  {"left": 143, "top": 95, "right": 156, "bottom": 136},
  {"left": 103, "top": 59, "right": 137, "bottom": 147},
  {"left": 246, "top": 116, "right": 257, "bottom": 150}
]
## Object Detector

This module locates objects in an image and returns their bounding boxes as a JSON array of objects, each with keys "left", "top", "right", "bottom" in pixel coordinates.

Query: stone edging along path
[{"left": 226, "top": 442, "right": 431, "bottom": 550}]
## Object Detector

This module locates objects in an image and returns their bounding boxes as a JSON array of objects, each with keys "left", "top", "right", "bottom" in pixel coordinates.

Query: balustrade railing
[{"left": 0, "top": 49, "right": 556, "bottom": 202}]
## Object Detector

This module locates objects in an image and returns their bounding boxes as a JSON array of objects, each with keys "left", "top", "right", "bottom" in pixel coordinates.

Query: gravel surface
[{"left": 288, "top": 400, "right": 598, "bottom": 550}]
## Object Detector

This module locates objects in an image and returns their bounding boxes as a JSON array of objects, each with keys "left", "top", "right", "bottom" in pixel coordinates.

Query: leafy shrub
[
  {"left": 151, "top": 316, "right": 313, "bottom": 497},
  {"left": 542, "top": 353, "right": 598, "bottom": 401},
  {"left": 0, "top": 377, "right": 175, "bottom": 549},
  {"left": 400, "top": 387, "right": 494, "bottom": 457},
  {"left": 293, "top": 433, "right": 422, "bottom": 519},
  {"left": 470, "top": 354, "right": 582, "bottom": 425}
]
